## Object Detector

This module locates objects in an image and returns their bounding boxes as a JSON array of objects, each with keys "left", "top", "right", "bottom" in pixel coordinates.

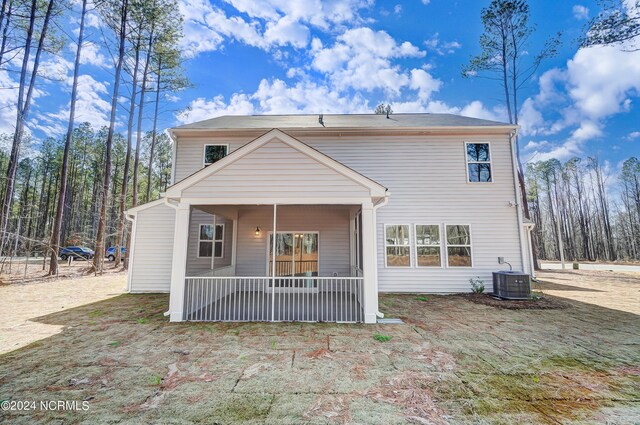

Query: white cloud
[
  {"left": 264, "top": 16, "right": 310, "bottom": 48},
  {"left": 311, "top": 27, "right": 427, "bottom": 95},
  {"left": 519, "top": 44, "right": 640, "bottom": 161},
  {"left": 79, "top": 41, "right": 109, "bottom": 68},
  {"left": 566, "top": 46, "right": 640, "bottom": 119},
  {"left": 421, "top": 0, "right": 430, "bottom": 4},
  {"left": 179, "top": 0, "right": 374, "bottom": 57},
  {"left": 176, "top": 78, "right": 373, "bottom": 124},
  {"left": 627, "top": 131, "right": 640, "bottom": 140},
  {"left": 394, "top": 4, "right": 402, "bottom": 14},
  {"left": 409, "top": 69, "right": 441, "bottom": 100},
  {"left": 424, "top": 33, "right": 462, "bottom": 56},
  {"left": 572, "top": 5, "right": 589, "bottom": 20}
]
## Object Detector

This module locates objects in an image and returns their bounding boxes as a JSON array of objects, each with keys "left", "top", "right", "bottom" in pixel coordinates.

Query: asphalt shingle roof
[{"left": 173, "top": 113, "right": 514, "bottom": 130}]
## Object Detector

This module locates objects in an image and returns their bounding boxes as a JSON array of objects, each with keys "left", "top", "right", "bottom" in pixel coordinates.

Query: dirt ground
[
  {"left": 0, "top": 269, "right": 638, "bottom": 424},
  {"left": 0, "top": 271, "right": 126, "bottom": 354}
]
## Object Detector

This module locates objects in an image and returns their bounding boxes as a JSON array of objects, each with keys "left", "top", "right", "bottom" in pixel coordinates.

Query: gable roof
[
  {"left": 165, "top": 129, "right": 388, "bottom": 199},
  {"left": 172, "top": 113, "right": 516, "bottom": 131}
]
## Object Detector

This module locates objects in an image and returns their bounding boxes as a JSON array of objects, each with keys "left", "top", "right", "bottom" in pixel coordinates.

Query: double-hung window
[
  {"left": 415, "top": 225, "right": 441, "bottom": 267},
  {"left": 466, "top": 142, "right": 492, "bottom": 182},
  {"left": 385, "top": 225, "right": 411, "bottom": 267},
  {"left": 445, "top": 225, "right": 472, "bottom": 267},
  {"left": 203, "top": 145, "right": 228, "bottom": 167},
  {"left": 198, "top": 224, "right": 224, "bottom": 258}
]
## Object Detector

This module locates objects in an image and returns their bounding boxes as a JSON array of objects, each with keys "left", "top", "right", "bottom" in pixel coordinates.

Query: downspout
[
  {"left": 125, "top": 212, "right": 136, "bottom": 293},
  {"left": 372, "top": 192, "right": 389, "bottom": 319},
  {"left": 508, "top": 129, "right": 528, "bottom": 274}
]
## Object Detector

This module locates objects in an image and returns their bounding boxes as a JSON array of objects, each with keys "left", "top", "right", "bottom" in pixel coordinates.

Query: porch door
[{"left": 269, "top": 232, "right": 318, "bottom": 286}]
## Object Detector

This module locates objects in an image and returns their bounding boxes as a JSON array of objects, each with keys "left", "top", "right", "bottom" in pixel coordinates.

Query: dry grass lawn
[
  {"left": 0, "top": 269, "right": 638, "bottom": 424},
  {"left": 0, "top": 269, "right": 126, "bottom": 354}
]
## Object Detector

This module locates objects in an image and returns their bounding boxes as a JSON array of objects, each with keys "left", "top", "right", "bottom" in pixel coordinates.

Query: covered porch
[
  {"left": 183, "top": 204, "right": 365, "bottom": 323},
  {"left": 163, "top": 129, "right": 387, "bottom": 324}
]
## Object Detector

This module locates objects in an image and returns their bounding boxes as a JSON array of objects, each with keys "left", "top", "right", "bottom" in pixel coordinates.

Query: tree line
[
  {"left": 0, "top": 126, "right": 172, "bottom": 262},
  {"left": 527, "top": 156, "right": 640, "bottom": 263},
  {"left": 0, "top": 0, "right": 188, "bottom": 274}
]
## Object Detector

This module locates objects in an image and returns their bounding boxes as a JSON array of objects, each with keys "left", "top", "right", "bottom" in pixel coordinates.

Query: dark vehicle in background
[
  {"left": 60, "top": 246, "right": 95, "bottom": 261},
  {"left": 106, "top": 246, "right": 126, "bottom": 262}
]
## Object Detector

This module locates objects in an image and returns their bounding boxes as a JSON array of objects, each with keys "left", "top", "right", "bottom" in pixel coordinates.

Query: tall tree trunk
[
  {"left": 114, "top": 33, "right": 141, "bottom": 266},
  {"left": 92, "top": 0, "right": 128, "bottom": 273},
  {"left": 49, "top": 0, "right": 87, "bottom": 275},
  {"left": 145, "top": 58, "right": 162, "bottom": 203},
  {"left": 0, "top": 0, "right": 13, "bottom": 66},
  {"left": 0, "top": 0, "right": 54, "bottom": 255}
]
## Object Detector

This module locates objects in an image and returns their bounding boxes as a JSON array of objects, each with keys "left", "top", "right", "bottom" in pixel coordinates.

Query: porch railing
[
  {"left": 183, "top": 276, "right": 364, "bottom": 323},
  {"left": 273, "top": 260, "right": 318, "bottom": 276}
]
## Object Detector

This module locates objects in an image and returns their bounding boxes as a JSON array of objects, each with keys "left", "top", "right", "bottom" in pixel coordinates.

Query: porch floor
[{"left": 186, "top": 290, "right": 363, "bottom": 322}]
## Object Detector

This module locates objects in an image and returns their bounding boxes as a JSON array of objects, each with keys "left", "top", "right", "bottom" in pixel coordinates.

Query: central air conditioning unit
[{"left": 492, "top": 271, "right": 531, "bottom": 300}]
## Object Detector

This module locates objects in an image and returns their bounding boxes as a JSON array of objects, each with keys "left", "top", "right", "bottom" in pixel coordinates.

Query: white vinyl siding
[
  {"left": 128, "top": 202, "right": 175, "bottom": 292},
  {"left": 186, "top": 209, "right": 232, "bottom": 276},
  {"left": 181, "top": 139, "right": 370, "bottom": 200},
  {"left": 172, "top": 132, "right": 523, "bottom": 293},
  {"left": 302, "top": 134, "right": 522, "bottom": 293},
  {"left": 174, "top": 136, "right": 247, "bottom": 182}
]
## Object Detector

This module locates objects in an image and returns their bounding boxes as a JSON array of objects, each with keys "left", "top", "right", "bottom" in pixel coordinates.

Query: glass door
[{"left": 269, "top": 232, "right": 318, "bottom": 287}]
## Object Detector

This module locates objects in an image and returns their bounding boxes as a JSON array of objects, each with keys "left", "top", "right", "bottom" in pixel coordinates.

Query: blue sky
[{"left": 2, "top": 0, "right": 639, "bottom": 173}]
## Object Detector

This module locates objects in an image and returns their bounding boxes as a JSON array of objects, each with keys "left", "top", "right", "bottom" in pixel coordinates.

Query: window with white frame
[
  {"left": 415, "top": 225, "right": 441, "bottom": 267},
  {"left": 198, "top": 224, "right": 224, "bottom": 258},
  {"left": 385, "top": 225, "right": 411, "bottom": 267},
  {"left": 203, "top": 145, "right": 228, "bottom": 167},
  {"left": 466, "top": 142, "right": 492, "bottom": 182},
  {"left": 445, "top": 225, "right": 472, "bottom": 267}
]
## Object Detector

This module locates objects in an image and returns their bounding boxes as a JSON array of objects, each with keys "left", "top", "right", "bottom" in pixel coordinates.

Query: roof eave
[{"left": 170, "top": 125, "right": 519, "bottom": 136}]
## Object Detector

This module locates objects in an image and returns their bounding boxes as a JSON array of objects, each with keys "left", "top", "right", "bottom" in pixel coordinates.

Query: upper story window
[
  {"left": 204, "top": 144, "right": 228, "bottom": 167},
  {"left": 466, "top": 142, "right": 492, "bottom": 182}
]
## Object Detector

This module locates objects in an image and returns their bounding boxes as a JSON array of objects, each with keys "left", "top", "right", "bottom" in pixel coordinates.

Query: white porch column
[
  {"left": 169, "top": 202, "right": 190, "bottom": 322},
  {"left": 361, "top": 201, "right": 378, "bottom": 324}
]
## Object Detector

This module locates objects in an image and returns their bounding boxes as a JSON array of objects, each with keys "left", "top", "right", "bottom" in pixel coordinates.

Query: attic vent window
[{"left": 204, "top": 145, "right": 228, "bottom": 167}]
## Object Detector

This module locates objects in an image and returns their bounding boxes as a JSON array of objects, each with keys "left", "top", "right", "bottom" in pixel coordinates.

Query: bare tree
[
  {"left": 49, "top": 0, "right": 88, "bottom": 275},
  {"left": 92, "top": 0, "right": 129, "bottom": 274}
]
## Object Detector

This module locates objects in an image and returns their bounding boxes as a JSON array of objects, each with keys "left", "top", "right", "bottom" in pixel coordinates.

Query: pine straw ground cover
[{"left": 0, "top": 272, "right": 639, "bottom": 424}]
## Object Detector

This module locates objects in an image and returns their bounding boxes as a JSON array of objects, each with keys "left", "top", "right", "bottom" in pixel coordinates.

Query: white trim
[
  {"left": 125, "top": 214, "right": 137, "bottom": 292},
  {"left": 265, "top": 231, "right": 320, "bottom": 276},
  {"left": 166, "top": 129, "right": 387, "bottom": 198},
  {"left": 383, "top": 224, "right": 412, "bottom": 268},
  {"left": 202, "top": 144, "right": 229, "bottom": 167},
  {"left": 197, "top": 223, "right": 224, "bottom": 259},
  {"left": 125, "top": 198, "right": 166, "bottom": 215},
  {"left": 464, "top": 141, "right": 494, "bottom": 184},
  {"left": 413, "top": 224, "right": 443, "bottom": 268},
  {"left": 444, "top": 223, "right": 474, "bottom": 268},
  {"left": 174, "top": 197, "right": 379, "bottom": 205}
]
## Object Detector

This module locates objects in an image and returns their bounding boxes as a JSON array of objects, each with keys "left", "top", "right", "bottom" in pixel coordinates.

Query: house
[{"left": 126, "top": 113, "right": 534, "bottom": 324}]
